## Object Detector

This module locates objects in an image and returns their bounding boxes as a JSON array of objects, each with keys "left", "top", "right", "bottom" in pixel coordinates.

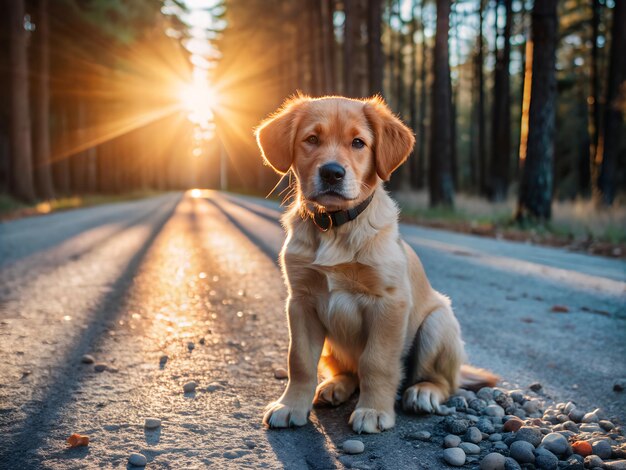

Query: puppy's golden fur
[{"left": 256, "top": 95, "right": 497, "bottom": 433}]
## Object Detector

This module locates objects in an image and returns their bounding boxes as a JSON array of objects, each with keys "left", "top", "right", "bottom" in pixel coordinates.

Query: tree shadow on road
[{"left": 0, "top": 196, "right": 180, "bottom": 468}]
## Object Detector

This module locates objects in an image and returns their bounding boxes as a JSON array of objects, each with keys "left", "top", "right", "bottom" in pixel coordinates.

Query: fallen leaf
[
  {"left": 550, "top": 305, "right": 569, "bottom": 313},
  {"left": 66, "top": 433, "right": 89, "bottom": 448}
]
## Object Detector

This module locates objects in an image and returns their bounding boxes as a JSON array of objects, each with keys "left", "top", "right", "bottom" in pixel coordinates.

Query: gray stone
[
  {"left": 480, "top": 452, "right": 506, "bottom": 470},
  {"left": 159, "top": 355, "right": 168, "bottom": 366},
  {"left": 413, "top": 430, "right": 431, "bottom": 441},
  {"left": 582, "top": 408, "right": 601, "bottom": 423},
  {"left": 514, "top": 426, "right": 543, "bottom": 447},
  {"left": 493, "top": 442, "right": 509, "bottom": 453},
  {"left": 444, "top": 416, "right": 470, "bottom": 435},
  {"left": 206, "top": 382, "right": 224, "bottom": 392},
  {"left": 128, "top": 453, "right": 147, "bottom": 467},
  {"left": 448, "top": 396, "right": 469, "bottom": 412},
  {"left": 443, "top": 447, "right": 466, "bottom": 466},
  {"left": 144, "top": 418, "right": 161, "bottom": 429},
  {"left": 94, "top": 363, "right": 107, "bottom": 372},
  {"left": 444, "top": 434, "right": 462, "bottom": 448},
  {"left": 183, "top": 381, "right": 197, "bottom": 393},
  {"left": 470, "top": 398, "right": 488, "bottom": 412},
  {"left": 504, "top": 457, "right": 522, "bottom": 470},
  {"left": 477, "top": 418, "right": 496, "bottom": 434},
  {"left": 583, "top": 455, "right": 603, "bottom": 468},
  {"left": 465, "top": 426, "right": 483, "bottom": 444},
  {"left": 540, "top": 433, "right": 570, "bottom": 457},
  {"left": 591, "top": 439, "right": 612, "bottom": 459},
  {"left": 274, "top": 368, "right": 288, "bottom": 379},
  {"left": 599, "top": 420, "right": 615, "bottom": 431},
  {"left": 343, "top": 439, "right": 365, "bottom": 454},
  {"left": 459, "top": 442, "right": 481, "bottom": 455},
  {"left": 478, "top": 387, "right": 495, "bottom": 401},
  {"left": 579, "top": 423, "right": 601, "bottom": 433},
  {"left": 603, "top": 461, "right": 626, "bottom": 470},
  {"left": 509, "top": 390, "right": 525, "bottom": 403},
  {"left": 510, "top": 441, "right": 536, "bottom": 464},
  {"left": 187, "top": 341, "right": 195, "bottom": 351},
  {"left": 562, "top": 457, "right": 584, "bottom": 470},
  {"left": 485, "top": 405, "right": 506, "bottom": 418},
  {"left": 613, "top": 379, "right": 626, "bottom": 392},
  {"left": 81, "top": 354, "right": 95, "bottom": 364},
  {"left": 529, "top": 383, "right": 542, "bottom": 392},
  {"left": 490, "top": 434, "right": 503, "bottom": 442},
  {"left": 523, "top": 399, "right": 540, "bottom": 415},
  {"left": 534, "top": 448, "right": 558, "bottom": 470},
  {"left": 564, "top": 402, "right": 577, "bottom": 414},
  {"left": 568, "top": 408, "right": 585, "bottom": 423},
  {"left": 563, "top": 421, "right": 579, "bottom": 433},
  {"left": 496, "top": 393, "right": 514, "bottom": 410}
]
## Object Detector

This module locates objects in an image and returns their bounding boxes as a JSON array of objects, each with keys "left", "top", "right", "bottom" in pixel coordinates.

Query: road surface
[{"left": 0, "top": 191, "right": 624, "bottom": 469}]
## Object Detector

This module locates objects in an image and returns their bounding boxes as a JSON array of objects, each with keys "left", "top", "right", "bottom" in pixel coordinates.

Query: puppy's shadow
[{"left": 266, "top": 397, "right": 359, "bottom": 469}]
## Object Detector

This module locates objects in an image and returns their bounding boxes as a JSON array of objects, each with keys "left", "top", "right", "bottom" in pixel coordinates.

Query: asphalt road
[{"left": 0, "top": 191, "right": 624, "bottom": 469}]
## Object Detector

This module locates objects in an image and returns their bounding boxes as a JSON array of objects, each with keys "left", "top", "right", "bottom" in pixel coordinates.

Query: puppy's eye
[
  {"left": 352, "top": 138, "right": 365, "bottom": 149},
  {"left": 305, "top": 135, "right": 319, "bottom": 145}
]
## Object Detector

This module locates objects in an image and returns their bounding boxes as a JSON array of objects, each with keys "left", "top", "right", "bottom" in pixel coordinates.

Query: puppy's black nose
[{"left": 319, "top": 162, "right": 345, "bottom": 184}]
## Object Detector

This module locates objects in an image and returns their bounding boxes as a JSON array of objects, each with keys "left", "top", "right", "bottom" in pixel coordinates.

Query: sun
[{"left": 178, "top": 79, "right": 219, "bottom": 128}]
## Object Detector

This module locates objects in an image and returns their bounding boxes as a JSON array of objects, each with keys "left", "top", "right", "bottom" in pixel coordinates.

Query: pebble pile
[{"left": 438, "top": 385, "right": 625, "bottom": 469}]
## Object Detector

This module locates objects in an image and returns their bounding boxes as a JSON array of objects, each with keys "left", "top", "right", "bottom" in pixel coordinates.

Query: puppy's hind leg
[
  {"left": 314, "top": 344, "right": 358, "bottom": 407},
  {"left": 403, "top": 302, "right": 464, "bottom": 416}
]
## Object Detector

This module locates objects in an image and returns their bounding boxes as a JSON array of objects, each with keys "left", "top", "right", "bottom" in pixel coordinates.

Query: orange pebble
[
  {"left": 66, "top": 433, "right": 89, "bottom": 448},
  {"left": 571, "top": 441, "right": 592, "bottom": 457}
]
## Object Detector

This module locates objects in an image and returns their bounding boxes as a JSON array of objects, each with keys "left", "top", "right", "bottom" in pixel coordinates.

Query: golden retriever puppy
[{"left": 256, "top": 95, "right": 497, "bottom": 434}]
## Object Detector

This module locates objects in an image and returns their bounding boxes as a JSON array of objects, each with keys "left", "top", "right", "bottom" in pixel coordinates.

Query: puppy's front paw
[
  {"left": 402, "top": 381, "right": 453, "bottom": 415},
  {"left": 263, "top": 401, "right": 309, "bottom": 428},
  {"left": 349, "top": 407, "right": 395, "bottom": 434}
]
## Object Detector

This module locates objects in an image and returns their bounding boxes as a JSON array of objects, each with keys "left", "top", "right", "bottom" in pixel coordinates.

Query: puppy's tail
[{"left": 459, "top": 365, "right": 499, "bottom": 391}]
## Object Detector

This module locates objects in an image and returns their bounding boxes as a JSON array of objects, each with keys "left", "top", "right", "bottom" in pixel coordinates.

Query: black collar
[{"left": 310, "top": 193, "right": 374, "bottom": 232}]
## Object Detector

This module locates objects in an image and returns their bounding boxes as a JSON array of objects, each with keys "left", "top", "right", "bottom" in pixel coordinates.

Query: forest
[{"left": 0, "top": 0, "right": 624, "bottom": 223}]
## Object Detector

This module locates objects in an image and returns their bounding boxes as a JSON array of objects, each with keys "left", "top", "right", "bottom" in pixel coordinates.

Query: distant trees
[{"left": 1, "top": 0, "right": 624, "bottom": 220}]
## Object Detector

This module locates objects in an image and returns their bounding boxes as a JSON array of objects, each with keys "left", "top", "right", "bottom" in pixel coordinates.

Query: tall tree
[
  {"left": 517, "top": 0, "right": 559, "bottom": 221},
  {"left": 490, "top": 0, "right": 512, "bottom": 201},
  {"left": 32, "top": 0, "right": 55, "bottom": 200},
  {"left": 416, "top": 0, "right": 427, "bottom": 189},
  {"left": 429, "top": 0, "right": 454, "bottom": 207},
  {"left": 320, "top": 0, "right": 336, "bottom": 94},
  {"left": 8, "top": 0, "right": 36, "bottom": 202},
  {"left": 343, "top": 0, "right": 356, "bottom": 97},
  {"left": 589, "top": 0, "right": 602, "bottom": 196},
  {"left": 367, "top": 0, "right": 384, "bottom": 95},
  {"left": 476, "top": 0, "right": 486, "bottom": 196},
  {"left": 597, "top": 0, "right": 625, "bottom": 205}
]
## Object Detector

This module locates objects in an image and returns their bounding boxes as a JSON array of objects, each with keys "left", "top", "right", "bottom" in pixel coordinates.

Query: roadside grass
[
  {"left": 0, "top": 190, "right": 165, "bottom": 221},
  {"left": 394, "top": 190, "right": 626, "bottom": 257}
]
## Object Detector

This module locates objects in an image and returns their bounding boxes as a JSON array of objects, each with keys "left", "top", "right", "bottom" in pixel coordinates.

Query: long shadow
[
  {"left": 0, "top": 195, "right": 181, "bottom": 468},
  {"left": 202, "top": 196, "right": 281, "bottom": 264},
  {"left": 0, "top": 194, "right": 178, "bottom": 271}
]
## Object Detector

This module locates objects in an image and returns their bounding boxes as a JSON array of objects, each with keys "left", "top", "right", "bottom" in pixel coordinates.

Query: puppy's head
[{"left": 255, "top": 95, "right": 414, "bottom": 211}]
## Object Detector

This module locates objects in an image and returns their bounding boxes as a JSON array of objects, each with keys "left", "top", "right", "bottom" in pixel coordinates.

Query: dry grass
[{"left": 394, "top": 190, "right": 626, "bottom": 247}]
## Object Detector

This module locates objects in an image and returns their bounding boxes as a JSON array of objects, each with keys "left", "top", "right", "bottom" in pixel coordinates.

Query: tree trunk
[
  {"left": 589, "top": 0, "right": 602, "bottom": 196},
  {"left": 516, "top": 0, "right": 558, "bottom": 221},
  {"left": 320, "top": 0, "right": 335, "bottom": 94},
  {"left": 367, "top": 0, "right": 384, "bottom": 96},
  {"left": 32, "top": 0, "right": 55, "bottom": 200},
  {"left": 429, "top": 0, "right": 454, "bottom": 207},
  {"left": 476, "top": 0, "right": 486, "bottom": 196},
  {"left": 490, "top": 0, "right": 512, "bottom": 201},
  {"left": 344, "top": 0, "right": 356, "bottom": 97},
  {"left": 597, "top": 0, "right": 625, "bottom": 205},
  {"left": 417, "top": 0, "right": 427, "bottom": 189},
  {"left": 310, "top": 0, "right": 323, "bottom": 96},
  {"left": 9, "top": 0, "right": 36, "bottom": 202},
  {"left": 409, "top": 0, "right": 419, "bottom": 188}
]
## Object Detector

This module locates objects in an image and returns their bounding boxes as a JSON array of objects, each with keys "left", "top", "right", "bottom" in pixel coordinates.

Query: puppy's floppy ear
[
  {"left": 363, "top": 96, "right": 415, "bottom": 181},
  {"left": 255, "top": 95, "right": 309, "bottom": 174}
]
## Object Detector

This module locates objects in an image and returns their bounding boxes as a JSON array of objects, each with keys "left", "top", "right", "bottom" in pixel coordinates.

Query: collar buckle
[{"left": 312, "top": 212, "right": 333, "bottom": 232}]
